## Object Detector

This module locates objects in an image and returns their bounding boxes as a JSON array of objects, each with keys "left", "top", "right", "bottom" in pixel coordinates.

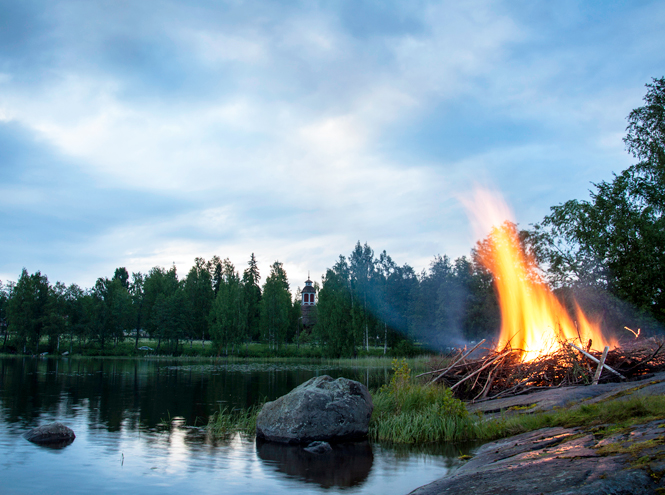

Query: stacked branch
[{"left": 419, "top": 338, "right": 665, "bottom": 402}]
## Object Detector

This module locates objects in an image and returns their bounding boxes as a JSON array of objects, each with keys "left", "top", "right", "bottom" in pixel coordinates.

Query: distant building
[{"left": 301, "top": 276, "right": 316, "bottom": 328}]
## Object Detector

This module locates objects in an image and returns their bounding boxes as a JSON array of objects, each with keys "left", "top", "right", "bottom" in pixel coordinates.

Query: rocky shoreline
[{"left": 409, "top": 373, "right": 665, "bottom": 495}]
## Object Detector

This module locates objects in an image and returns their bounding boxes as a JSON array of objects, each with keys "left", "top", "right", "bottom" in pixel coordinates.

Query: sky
[{"left": 1, "top": 0, "right": 663, "bottom": 292}]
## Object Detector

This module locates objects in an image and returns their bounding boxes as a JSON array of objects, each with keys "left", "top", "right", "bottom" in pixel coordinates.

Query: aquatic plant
[{"left": 207, "top": 406, "right": 261, "bottom": 438}]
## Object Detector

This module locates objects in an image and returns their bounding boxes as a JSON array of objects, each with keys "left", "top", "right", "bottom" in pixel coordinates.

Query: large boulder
[
  {"left": 24, "top": 422, "right": 76, "bottom": 447},
  {"left": 256, "top": 375, "right": 373, "bottom": 444}
]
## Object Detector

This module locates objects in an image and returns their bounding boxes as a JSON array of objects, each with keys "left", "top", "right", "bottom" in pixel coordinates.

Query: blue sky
[{"left": 1, "top": 0, "right": 663, "bottom": 290}]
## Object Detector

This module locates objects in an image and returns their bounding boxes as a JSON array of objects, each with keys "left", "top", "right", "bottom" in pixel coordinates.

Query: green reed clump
[
  {"left": 207, "top": 405, "right": 261, "bottom": 439},
  {"left": 369, "top": 359, "right": 482, "bottom": 444}
]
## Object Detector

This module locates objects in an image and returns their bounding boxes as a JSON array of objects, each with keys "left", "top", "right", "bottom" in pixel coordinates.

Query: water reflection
[
  {"left": 24, "top": 436, "right": 76, "bottom": 450},
  {"left": 257, "top": 439, "right": 374, "bottom": 488},
  {"left": 0, "top": 356, "right": 476, "bottom": 495},
  {"left": 0, "top": 356, "right": 391, "bottom": 429}
]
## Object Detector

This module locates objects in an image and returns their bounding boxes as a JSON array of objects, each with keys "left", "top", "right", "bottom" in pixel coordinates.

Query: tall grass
[
  {"left": 368, "top": 359, "right": 665, "bottom": 445},
  {"left": 368, "top": 358, "right": 482, "bottom": 444},
  {"left": 207, "top": 406, "right": 261, "bottom": 438},
  {"left": 206, "top": 359, "right": 665, "bottom": 444}
]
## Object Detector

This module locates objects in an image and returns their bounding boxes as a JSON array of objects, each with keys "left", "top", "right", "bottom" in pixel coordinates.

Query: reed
[
  {"left": 368, "top": 358, "right": 480, "bottom": 443},
  {"left": 207, "top": 405, "right": 261, "bottom": 438}
]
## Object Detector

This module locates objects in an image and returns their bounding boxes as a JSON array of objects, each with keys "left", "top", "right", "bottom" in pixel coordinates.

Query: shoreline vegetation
[
  {"left": 0, "top": 345, "right": 433, "bottom": 371},
  {"left": 207, "top": 359, "right": 665, "bottom": 447},
  {"left": 0, "top": 337, "right": 434, "bottom": 361}
]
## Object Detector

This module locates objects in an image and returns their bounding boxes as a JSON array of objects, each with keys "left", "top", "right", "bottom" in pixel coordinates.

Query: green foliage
[
  {"left": 242, "top": 253, "right": 262, "bottom": 342},
  {"left": 7, "top": 269, "right": 50, "bottom": 353},
  {"left": 260, "top": 261, "right": 292, "bottom": 351},
  {"left": 0, "top": 281, "right": 9, "bottom": 349},
  {"left": 209, "top": 258, "right": 247, "bottom": 355},
  {"left": 528, "top": 77, "right": 665, "bottom": 324},
  {"left": 370, "top": 359, "right": 472, "bottom": 443},
  {"left": 184, "top": 258, "right": 214, "bottom": 342},
  {"left": 315, "top": 260, "right": 355, "bottom": 357},
  {"left": 90, "top": 276, "right": 134, "bottom": 349}
]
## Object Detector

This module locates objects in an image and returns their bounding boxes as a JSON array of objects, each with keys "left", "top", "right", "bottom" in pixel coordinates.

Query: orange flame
[{"left": 466, "top": 189, "right": 613, "bottom": 360}]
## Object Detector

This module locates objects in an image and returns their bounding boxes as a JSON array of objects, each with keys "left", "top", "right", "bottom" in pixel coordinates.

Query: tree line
[
  {"left": 0, "top": 254, "right": 303, "bottom": 356},
  {"left": 0, "top": 242, "right": 502, "bottom": 357}
]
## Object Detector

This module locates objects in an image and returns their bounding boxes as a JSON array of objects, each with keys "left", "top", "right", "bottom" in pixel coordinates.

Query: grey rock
[
  {"left": 256, "top": 375, "right": 373, "bottom": 444},
  {"left": 409, "top": 421, "right": 665, "bottom": 495},
  {"left": 467, "top": 371, "right": 665, "bottom": 419},
  {"left": 24, "top": 422, "right": 76, "bottom": 447},
  {"left": 304, "top": 441, "right": 332, "bottom": 454}
]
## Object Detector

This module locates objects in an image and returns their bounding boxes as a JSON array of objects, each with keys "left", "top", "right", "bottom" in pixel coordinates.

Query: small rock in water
[
  {"left": 304, "top": 441, "right": 332, "bottom": 454},
  {"left": 24, "top": 422, "right": 76, "bottom": 448}
]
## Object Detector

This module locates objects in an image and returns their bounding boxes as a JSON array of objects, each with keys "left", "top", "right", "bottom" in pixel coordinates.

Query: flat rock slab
[
  {"left": 467, "top": 371, "right": 665, "bottom": 418},
  {"left": 410, "top": 421, "right": 665, "bottom": 495},
  {"left": 256, "top": 375, "right": 373, "bottom": 444},
  {"left": 24, "top": 422, "right": 76, "bottom": 448},
  {"left": 409, "top": 372, "right": 665, "bottom": 495}
]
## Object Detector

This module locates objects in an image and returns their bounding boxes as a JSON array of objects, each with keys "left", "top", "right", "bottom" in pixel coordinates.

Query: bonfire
[{"left": 419, "top": 190, "right": 665, "bottom": 401}]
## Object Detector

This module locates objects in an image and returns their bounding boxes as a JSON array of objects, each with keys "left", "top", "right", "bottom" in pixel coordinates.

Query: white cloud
[{"left": 1, "top": 0, "right": 660, "bottom": 287}]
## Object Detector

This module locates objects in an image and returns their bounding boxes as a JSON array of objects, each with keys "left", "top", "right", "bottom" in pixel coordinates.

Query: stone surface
[
  {"left": 304, "top": 441, "right": 333, "bottom": 454},
  {"left": 466, "top": 371, "right": 665, "bottom": 419},
  {"left": 409, "top": 372, "right": 665, "bottom": 495},
  {"left": 256, "top": 375, "right": 373, "bottom": 444},
  {"left": 24, "top": 422, "right": 76, "bottom": 447},
  {"left": 410, "top": 421, "right": 665, "bottom": 495}
]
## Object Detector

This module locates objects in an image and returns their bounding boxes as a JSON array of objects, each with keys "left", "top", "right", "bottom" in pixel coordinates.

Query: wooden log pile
[{"left": 418, "top": 337, "right": 665, "bottom": 402}]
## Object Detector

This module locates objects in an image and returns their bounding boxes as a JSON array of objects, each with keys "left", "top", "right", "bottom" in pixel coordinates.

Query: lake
[{"left": 0, "top": 356, "right": 474, "bottom": 495}]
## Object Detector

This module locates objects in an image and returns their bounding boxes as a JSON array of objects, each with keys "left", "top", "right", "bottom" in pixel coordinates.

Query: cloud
[{"left": 0, "top": 0, "right": 663, "bottom": 289}]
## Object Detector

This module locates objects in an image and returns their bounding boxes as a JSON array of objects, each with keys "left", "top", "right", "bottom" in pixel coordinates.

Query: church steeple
[{"left": 302, "top": 275, "right": 315, "bottom": 306}]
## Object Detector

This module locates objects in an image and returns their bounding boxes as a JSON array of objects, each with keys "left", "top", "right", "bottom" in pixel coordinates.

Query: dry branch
[
  {"left": 449, "top": 350, "right": 512, "bottom": 391},
  {"left": 592, "top": 346, "right": 610, "bottom": 385},
  {"left": 570, "top": 343, "right": 626, "bottom": 379},
  {"left": 422, "top": 338, "right": 665, "bottom": 401},
  {"left": 426, "top": 339, "right": 486, "bottom": 385}
]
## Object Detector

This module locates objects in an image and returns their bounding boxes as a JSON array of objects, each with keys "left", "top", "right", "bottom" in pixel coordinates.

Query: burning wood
[
  {"left": 422, "top": 338, "right": 665, "bottom": 401},
  {"left": 428, "top": 190, "right": 665, "bottom": 401},
  {"left": 625, "top": 326, "right": 641, "bottom": 338}
]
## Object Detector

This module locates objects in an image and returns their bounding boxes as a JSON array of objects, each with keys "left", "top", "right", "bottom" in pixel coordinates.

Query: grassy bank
[
  {"left": 1, "top": 337, "right": 430, "bottom": 361},
  {"left": 207, "top": 358, "right": 665, "bottom": 446},
  {"left": 369, "top": 359, "right": 665, "bottom": 444}
]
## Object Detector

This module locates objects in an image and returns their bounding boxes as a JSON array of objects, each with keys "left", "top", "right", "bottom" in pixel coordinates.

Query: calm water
[{"left": 0, "top": 357, "right": 473, "bottom": 495}]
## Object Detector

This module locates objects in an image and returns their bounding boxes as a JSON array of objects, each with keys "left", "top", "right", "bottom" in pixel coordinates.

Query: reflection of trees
[{"left": 0, "top": 358, "right": 391, "bottom": 432}]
